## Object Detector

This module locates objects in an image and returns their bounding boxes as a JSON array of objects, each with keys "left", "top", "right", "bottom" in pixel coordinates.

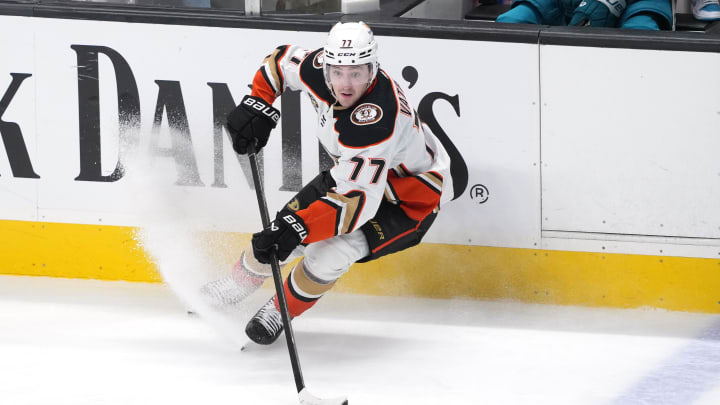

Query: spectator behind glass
[{"left": 496, "top": 0, "right": 672, "bottom": 30}]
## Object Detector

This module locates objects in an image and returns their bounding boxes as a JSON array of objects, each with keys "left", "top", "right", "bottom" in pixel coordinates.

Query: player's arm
[
  {"left": 249, "top": 45, "right": 311, "bottom": 104},
  {"left": 288, "top": 104, "right": 397, "bottom": 245},
  {"left": 251, "top": 126, "right": 395, "bottom": 264},
  {"left": 226, "top": 45, "right": 311, "bottom": 155},
  {"left": 293, "top": 150, "right": 389, "bottom": 244},
  {"left": 288, "top": 116, "right": 396, "bottom": 244},
  {"left": 253, "top": 144, "right": 391, "bottom": 264}
]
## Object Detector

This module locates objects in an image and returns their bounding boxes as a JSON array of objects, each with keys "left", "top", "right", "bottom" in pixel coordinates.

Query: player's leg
[
  {"left": 244, "top": 197, "right": 438, "bottom": 344},
  {"left": 198, "top": 250, "right": 272, "bottom": 309},
  {"left": 199, "top": 172, "right": 333, "bottom": 309},
  {"left": 356, "top": 170, "right": 442, "bottom": 262},
  {"left": 357, "top": 201, "right": 438, "bottom": 263},
  {"left": 245, "top": 230, "right": 369, "bottom": 345},
  {"left": 245, "top": 170, "right": 441, "bottom": 344}
]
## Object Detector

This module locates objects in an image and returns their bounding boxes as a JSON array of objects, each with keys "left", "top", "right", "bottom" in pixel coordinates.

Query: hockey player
[{"left": 202, "top": 21, "right": 467, "bottom": 345}]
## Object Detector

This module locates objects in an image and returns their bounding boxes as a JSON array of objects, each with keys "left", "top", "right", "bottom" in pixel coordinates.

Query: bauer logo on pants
[{"left": 351, "top": 103, "right": 383, "bottom": 126}]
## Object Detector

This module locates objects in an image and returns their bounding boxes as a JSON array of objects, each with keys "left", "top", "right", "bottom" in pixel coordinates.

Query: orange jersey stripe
[
  {"left": 387, "top": 172, "right": 441, "bottom": 221},
  {"left": 296, "top": 199, "right": 340, "bottom": 244},
  {"left": 251, "top": 69, "right": 277, "bottom": 105},
  {"left": 296, "top": 190, "right": 366, "bottom": 243},
  {"left": 250, "top": 45, "right": 290, "bottom": 104}
]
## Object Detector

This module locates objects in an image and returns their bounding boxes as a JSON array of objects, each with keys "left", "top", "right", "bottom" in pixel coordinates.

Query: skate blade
[
  {"left": 239, "top": 341, "right": 274, "bottom": 352},
  {"left": 299, "top": 388, "right": 348, "bottom": 405},
  {"left": 239, "top": 339, "right": 263, "bottom": 352}
]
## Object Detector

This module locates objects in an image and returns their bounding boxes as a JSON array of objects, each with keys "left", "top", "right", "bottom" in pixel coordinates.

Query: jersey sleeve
[
  {"left": 294, "top": 132, "right": 395, "bottom": 244},
  {"left": 250, "top": 45, "right": 312, "bottom": 104}
]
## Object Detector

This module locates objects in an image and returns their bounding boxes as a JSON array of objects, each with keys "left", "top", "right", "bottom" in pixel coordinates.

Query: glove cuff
[{"left": 241, "top": 95, "right": 281, "bottom": 128}]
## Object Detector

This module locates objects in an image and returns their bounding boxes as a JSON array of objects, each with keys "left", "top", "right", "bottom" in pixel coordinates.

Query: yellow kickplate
[
  {"left": 0, "top": 220, "right": 160, "bottom": 282},
  {"left": 2, "top": 219, "right": 719, "bottom": 313}
]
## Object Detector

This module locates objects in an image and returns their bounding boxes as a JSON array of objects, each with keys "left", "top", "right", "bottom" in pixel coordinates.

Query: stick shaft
[{"left": 247, "top": 144, "right": 306, "bottom": 393}]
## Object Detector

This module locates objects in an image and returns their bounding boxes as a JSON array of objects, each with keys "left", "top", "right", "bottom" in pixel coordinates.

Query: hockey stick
[{"left": 247, "top": 142, "right": 348, "bottom": 405}]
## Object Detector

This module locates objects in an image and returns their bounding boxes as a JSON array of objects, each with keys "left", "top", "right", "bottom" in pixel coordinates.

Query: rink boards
[{"left": 0, "top": 15, "right": 719, "bottom": 313}]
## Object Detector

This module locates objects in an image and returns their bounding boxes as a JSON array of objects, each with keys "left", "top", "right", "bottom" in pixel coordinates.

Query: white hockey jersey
[{"left": 250, "top": 45, "right": 466, "bottom": 244}]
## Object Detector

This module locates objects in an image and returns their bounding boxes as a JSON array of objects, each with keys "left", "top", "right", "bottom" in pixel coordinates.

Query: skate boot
[
  {"left": 199, "top": 252, "right": 268, "bottom": 309},
  {"left": 245, "top": 297, "right": 287, "bottom": 345}
]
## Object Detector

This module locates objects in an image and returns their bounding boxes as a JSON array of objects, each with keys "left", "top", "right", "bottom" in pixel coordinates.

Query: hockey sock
[
  {"left": 232, "top": 251, "right": 269, "bottom": 289},
  {"left": 274, "top": 260, "right": 336, "bottom": 318}
]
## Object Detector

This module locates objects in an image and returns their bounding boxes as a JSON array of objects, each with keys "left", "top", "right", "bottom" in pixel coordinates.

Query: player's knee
[
  {"left": 302, "top": 260, "right": 348, "bottom": 285},
  {"left": 303, "top": 233, "right": 367, "bottom": 282},
  {"left": 242, "top": 249, "right": 272, "bottom": 277},
  {"left": 303, "top": 244, "right": 352, "bottom": 282}
]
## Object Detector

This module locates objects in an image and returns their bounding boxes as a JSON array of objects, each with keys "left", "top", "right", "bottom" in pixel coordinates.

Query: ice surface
[{"left": 1, "top": 275, "right": 719, "bottom": 405}]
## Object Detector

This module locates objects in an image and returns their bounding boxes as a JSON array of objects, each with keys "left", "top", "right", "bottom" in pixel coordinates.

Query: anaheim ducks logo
[
  {"left": 287, "top": 198, "right": 300, "bottom": 211},
  {"left": 351, "top": 103, "right": 383, "bottom": 126},
  {"left": 313, "top": 52, "right": 323, "bottom": 69}
]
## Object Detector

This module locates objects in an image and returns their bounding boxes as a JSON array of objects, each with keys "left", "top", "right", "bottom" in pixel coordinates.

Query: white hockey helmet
[{"left": 323, "top": 21, "right": 379, "bottom": 97}]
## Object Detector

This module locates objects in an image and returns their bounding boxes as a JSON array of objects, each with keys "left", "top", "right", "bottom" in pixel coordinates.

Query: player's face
[{"left": 328, "top": 64, "right": 372, "bottom": 107}]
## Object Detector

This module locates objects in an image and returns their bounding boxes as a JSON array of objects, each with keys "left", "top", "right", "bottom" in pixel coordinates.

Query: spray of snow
[{"left": 120, "top": 125, "right": 264, "bottom": 347}]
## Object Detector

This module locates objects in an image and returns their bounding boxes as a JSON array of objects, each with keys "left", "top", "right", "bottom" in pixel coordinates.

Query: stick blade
[{"left": 299, "top": 388, "right": 348, "bottom": 405}]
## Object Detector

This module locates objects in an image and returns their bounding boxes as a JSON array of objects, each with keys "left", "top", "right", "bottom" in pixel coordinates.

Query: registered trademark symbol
[{"left": 469, "top": 184, "right": 489, "bottom": 204}]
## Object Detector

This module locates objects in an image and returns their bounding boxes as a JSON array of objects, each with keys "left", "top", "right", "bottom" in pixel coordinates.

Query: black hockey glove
[
  {"left": 252, "top": 212, "right": 308, "bottom": 264},
  {"left": 226, "top": 95, "right": 280, "bottom": 155}
]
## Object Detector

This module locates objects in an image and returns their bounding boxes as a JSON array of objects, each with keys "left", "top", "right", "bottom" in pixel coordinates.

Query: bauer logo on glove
[
  {"left": 226, "top": 95, "right": 281, "bottom": 155},
  {"left": 251, "top": 212, "right": 308, "bottom": 263},
  {"left": 281, "top": 214, "right": 308, "bottom": 241},
  {"left": 241, "top": 97, "right": 281, "bottom": 124}
]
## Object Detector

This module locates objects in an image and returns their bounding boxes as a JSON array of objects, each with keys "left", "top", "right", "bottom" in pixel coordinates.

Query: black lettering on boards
[{"left": 0, "top": 73, "right": 39, "bottom": 179}]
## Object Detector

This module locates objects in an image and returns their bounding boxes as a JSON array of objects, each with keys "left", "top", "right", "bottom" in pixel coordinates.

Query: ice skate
[
  {"left": 245, "top": 296, "right": 287, "bottom": 345},
  {"left": 199, "top": 252, "right": 268, "bottom": 309}
]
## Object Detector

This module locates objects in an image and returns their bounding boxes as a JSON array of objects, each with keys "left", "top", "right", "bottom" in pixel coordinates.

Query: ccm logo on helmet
[
  {"left": 243, "top": 98, "right": 280, "bottom": 124},
  {"left": 338, "top": 52, "right": 356, "bottom": 57}
]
